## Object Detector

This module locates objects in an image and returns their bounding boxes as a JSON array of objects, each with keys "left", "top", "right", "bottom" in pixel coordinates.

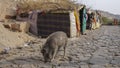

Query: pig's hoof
[
  {"left": 51, "top": 58, "right": 54, "bottom": 62},
  {"left": 58, "top": 57, "right": 68, "bottom": 61},
  {"left": 63, "top": 56, "right": 68, "bottom": 60}
]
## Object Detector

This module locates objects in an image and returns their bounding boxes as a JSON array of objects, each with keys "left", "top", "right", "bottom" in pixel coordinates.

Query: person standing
[
  {"left": 79, "top": 6, "right": 87, "bottom": 35},
  {"left": 87, "top": 10, "right": 92, "bottom": 30}
]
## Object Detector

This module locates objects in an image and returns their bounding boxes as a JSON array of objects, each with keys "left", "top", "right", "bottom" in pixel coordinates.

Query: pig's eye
[
  {"left": 41, "top": 49, "right": 46, "bottom": 54},
  {"left": 46, "top": 54, "right": 50, "bottom": 58}
]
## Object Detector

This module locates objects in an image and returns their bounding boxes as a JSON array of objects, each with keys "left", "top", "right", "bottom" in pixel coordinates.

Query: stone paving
[{"left": 0, "top": 25, "right": 120, "bottom": 68}]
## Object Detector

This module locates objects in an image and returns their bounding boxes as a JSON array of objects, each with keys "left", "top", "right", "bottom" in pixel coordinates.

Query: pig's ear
[{"left": 41, "top": 47, "right": 49, "bottom": 53}]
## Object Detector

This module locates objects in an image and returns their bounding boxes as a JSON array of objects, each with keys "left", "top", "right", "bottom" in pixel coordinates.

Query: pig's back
[{"left": 46, "top": 31, "right": 68, "bottom": 46}]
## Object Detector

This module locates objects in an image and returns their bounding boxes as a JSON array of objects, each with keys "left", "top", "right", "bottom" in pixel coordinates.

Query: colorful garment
[
  {"left": 82, "top": 7, "right": 87, "bottom": 34},
  {"left": 74, "top": 10, "right": 80, "bottom": 36}
]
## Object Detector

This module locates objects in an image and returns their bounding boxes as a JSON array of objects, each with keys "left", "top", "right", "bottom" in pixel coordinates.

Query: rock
[
  {"left": 89, "top": 56, "right": 110, "bottom": 65},
  {"left": 80, "top": 64, "right": 89, "bottom": 68},
  {"left": 10, "top": 23, "right": 21, "bottom": 32},
  {"left": 19, "top": 22, "right": 30, "bottom": 33},
  {"left": 90, "top": 65, "right": 105, "bottom": 68},
  {"left": 21, "top": 64, "right": 36, "bottom": 68},
  {"left": 0, "top": 47, "right": 10, "bottom": 54},
  {"left": 111, "top": 56, "right": 120, "bottom": 65},
  {"left": 84, "top": 53, "right": 91, "bottom": 57},
  {"left": 3, "top": 24, "right": 10, "bottom": 29}
]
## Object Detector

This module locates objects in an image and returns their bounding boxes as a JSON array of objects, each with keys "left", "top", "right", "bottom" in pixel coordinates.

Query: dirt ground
[
  {"left": 0, "top": 25, "right": 120, "bottom": 68},
  {"left": 0, "top": 22, "right": 35, "bottom": 52}
]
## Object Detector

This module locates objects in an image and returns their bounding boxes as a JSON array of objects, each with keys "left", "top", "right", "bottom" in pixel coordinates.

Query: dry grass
[
  {"left": 0, "top": 0, "right": 79, "bottom": 20},
  {"left": 17, "top": 0, "right": 77, "bottom": 12}
]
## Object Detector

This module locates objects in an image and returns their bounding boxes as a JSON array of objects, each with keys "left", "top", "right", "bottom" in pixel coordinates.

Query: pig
[{"left": 41, "top": 31, "right": 68, "bottom": 62}]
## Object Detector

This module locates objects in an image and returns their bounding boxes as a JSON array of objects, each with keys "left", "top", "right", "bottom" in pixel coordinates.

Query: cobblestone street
[
  {"left": 0, "top": 25, "right": 120, "bottom": 68},
  {"left": 67, "top": 25, "right": 120, "bottom": 68}
]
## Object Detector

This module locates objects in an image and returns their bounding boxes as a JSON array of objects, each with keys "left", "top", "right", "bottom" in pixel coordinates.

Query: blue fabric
[{"left": 82, "top": 8, "right": 87, "bottom": 33}]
